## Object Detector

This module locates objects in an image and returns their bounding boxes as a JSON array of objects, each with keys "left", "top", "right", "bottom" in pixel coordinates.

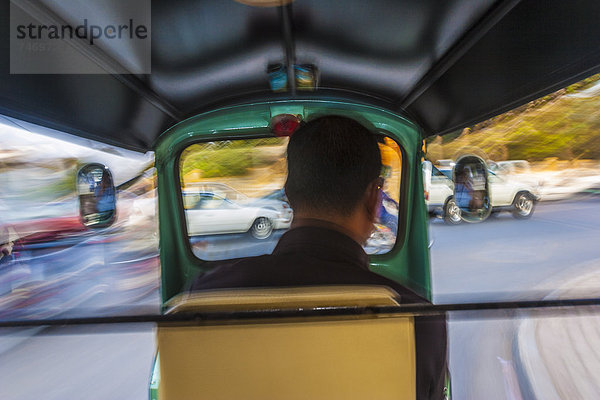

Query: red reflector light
[{"left": 271, "top": 114, "right": 301, "bottom": 137}]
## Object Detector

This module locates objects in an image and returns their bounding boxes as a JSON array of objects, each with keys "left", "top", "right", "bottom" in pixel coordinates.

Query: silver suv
[{"left": 423, "top": 161, "right": 540, "bottom": 224}]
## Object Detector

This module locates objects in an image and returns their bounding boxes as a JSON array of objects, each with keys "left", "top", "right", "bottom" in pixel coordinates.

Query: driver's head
[{"left": 285, "top": 115, "right": 382, "bottom": 243}]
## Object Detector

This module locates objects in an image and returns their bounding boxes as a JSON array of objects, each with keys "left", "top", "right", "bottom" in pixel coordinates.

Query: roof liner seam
[
  {"left": 111, "top": 73, "right": 184, "bottom": 122},
  {"left": 398, "top": 0, "right": 521, "bottom": 114},
  {"left": 16, "top": 0, "right": 183, "bottom": 122}
]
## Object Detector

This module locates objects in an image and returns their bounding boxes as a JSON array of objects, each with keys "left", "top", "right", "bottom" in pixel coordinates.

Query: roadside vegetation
[
  {"left": 180, "top": 138, "right": 286, "bottom": 179},
  {"left": 426, "top": 74, "right": 600, "bottom": 163}
]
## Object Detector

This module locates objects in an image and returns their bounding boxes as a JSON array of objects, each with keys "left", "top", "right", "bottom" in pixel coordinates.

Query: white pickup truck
[{"left": 423, "top": 161, "right": 540, "bottom": 224}]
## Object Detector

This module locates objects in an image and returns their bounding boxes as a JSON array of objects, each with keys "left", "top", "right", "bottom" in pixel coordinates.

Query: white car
[
  {"left": 185, "top": 192, "right": 293, "bottom": 239},
  {"left": 424, "top": 162, "right": 540, "bottom": 224},
  {"left": 489, "top": 160, "right": 531, "bottom": 175}
]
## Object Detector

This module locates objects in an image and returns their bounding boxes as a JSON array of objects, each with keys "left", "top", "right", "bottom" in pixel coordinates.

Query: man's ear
[{"left": 364, "top": 179, "right": 380, "bottom": 222}]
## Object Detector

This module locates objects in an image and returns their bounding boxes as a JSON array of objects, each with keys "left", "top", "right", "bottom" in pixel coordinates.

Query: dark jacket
[{"left": 191, "top": 226, "right": 447, "bottom": 399}]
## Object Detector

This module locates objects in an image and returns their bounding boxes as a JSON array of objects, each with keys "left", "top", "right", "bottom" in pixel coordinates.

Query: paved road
[
  {"left": 1, "top": 198, "right": 599, "bottom": 399},
  {"left": 0, "top": 324, "right": 155, "bottom": 400},
  {"left": 0, "top": 221, "right": 160, "bottom": 400},
  {"left": 432, "top": 196, "right": 600, "bottom": 304},
  {"left": 517, "top": 267, "right": 600, "bottom": 400},
  {"left": 433, "top": 197, "right": 600, "bottom": 400}
]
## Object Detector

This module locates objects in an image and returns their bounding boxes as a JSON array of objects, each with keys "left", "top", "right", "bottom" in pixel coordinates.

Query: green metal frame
[{"left": 154, "top": 99, "right": 431, "bottom": 307}]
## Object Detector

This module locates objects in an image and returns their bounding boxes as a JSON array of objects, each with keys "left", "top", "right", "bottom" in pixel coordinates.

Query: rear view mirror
[
  {"left": 453, "top": 155, "right": 490, "bottom": 223},
  {"left": 422, "top": 160, "right": 432, "bottom": 196},
  {"left": 77, "top": 163, "right": 116, "bottom": 228}
]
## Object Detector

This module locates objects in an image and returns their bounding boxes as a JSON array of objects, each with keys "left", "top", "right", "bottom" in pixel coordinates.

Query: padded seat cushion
[{"left": 165, "top": 285, "right": 401, "bottom": 313}]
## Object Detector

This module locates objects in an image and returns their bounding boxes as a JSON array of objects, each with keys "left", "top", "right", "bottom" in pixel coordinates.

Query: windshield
[{"left": 179, "top": 136, "right": 403, "bottom": 260}]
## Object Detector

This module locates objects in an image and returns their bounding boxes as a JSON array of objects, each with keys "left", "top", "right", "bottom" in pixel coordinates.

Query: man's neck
[{"left": 291, "top": 217, "right": 364, "bottom": 245}]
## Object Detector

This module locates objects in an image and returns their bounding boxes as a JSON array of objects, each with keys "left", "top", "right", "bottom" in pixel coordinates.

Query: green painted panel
[{"left": 155, "top": 100, "right": 431, "bottom": 306}]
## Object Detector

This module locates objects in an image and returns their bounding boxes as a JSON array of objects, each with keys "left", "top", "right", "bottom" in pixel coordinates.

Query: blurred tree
[{"left": 428, "top": 74, "right": 600, "bottom": 163}]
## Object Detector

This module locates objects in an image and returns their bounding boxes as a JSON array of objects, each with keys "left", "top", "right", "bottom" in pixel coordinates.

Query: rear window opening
[{"left": 179, "top": 135, "right": 403, "bottom": 260}]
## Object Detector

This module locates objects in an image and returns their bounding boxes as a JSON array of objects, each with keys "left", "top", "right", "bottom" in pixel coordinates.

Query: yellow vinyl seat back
[{"left": 157, "top": 285, "right": 416, "bottom": 400}]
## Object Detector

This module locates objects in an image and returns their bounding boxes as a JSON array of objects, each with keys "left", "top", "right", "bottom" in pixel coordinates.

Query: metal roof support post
[{"left": 279, "top": 2, "right": 296, "bottom": 96}]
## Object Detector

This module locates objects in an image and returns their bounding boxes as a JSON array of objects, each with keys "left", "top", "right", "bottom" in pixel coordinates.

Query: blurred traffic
[
  {"left": 0, "top": 126, "right": 406, "bottom": 321},
  {"left": 179, "top": 136, "right": 403, "bottom": 260},
  {"left": 424, "top": 157, "right": 600, "bottom": 224},
  {"left": 0, "top": 120, "right": 159, "bottom": 321}
]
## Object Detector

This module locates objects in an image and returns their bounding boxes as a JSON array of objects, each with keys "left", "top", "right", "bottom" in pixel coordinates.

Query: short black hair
[{"left": 285, "top": 115, "right": 382, "bottom": 216}]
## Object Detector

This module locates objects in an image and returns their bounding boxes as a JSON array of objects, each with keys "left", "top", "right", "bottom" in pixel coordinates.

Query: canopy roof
[{"left": 2, "top": 0, "right": 600, "bottom": 152}]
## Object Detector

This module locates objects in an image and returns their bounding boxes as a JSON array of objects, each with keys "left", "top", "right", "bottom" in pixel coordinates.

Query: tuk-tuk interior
[
  {"left": 155, "top": 101, "right": 430, "bottom": 303},
  {"left": 3, "top": 1, "right": 600, "bottom": 399},
  {"left": 148, "top": 100, "right": 435, "bottom": 399}
]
